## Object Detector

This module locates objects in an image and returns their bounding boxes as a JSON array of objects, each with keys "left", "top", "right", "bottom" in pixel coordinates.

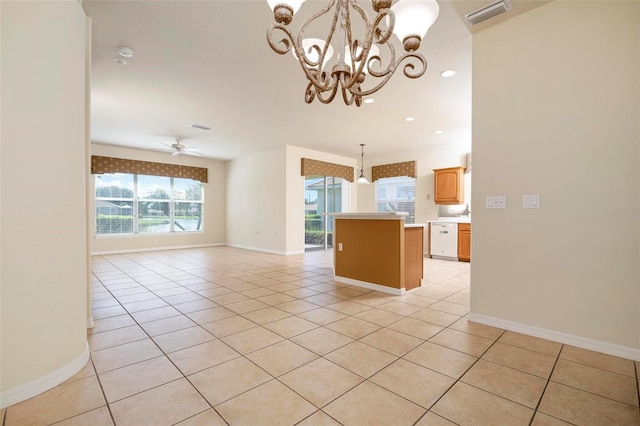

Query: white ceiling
[{"left": 81, "top": 1, "right": 508, "bottom": 161}]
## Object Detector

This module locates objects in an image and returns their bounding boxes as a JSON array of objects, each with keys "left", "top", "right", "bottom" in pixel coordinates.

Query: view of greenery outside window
[
  {"left": 304, "top": 176, "right": 342, "bottom": 250},
  {"left": 173, "top": 177, "right": 204, "bottom": 232},
  {"left": 95, "top": 173, "right": 203, "bottom": 235},
  {"left": 95, "top": 173, "right": 134, "bottom": 234},
  {"left": 376, "top": 176, "right": 416, "bottom": 224}
]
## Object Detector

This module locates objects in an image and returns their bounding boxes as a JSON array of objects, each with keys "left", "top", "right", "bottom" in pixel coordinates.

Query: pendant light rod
[{"left": 357, "top": 143, "right": 369, "bottom": 184}]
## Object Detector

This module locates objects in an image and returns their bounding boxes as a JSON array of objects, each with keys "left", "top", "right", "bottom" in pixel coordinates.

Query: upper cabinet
[{"left": 433, "top": 166, "right": 465, "bottom": 204}]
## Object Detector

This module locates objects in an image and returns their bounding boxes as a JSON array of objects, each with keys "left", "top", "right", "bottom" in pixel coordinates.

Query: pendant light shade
[{"left": 357, "top": 144, "right": 370, "bottom": 184}]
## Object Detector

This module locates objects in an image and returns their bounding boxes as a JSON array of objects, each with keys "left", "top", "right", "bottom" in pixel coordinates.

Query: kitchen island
[{"left": 331, "top": 213, "right": 425, "bottom": 295}]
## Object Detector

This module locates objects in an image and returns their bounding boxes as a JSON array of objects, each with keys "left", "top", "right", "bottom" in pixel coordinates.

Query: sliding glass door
[{"left": 304, "top": 175, "right": 343, "bottom": 251}]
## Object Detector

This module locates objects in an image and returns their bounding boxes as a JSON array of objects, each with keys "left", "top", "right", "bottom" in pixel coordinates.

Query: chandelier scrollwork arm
[
  {"left": 265, "top": 0, "right": 439, "bottom": 106},
  {"left": 266, "top": 25, "right": 294, "bottom": 55}
]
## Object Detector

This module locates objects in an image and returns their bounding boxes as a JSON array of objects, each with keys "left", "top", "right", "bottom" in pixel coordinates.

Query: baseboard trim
[
  {"left": 91, "top": 243, "right": 225, "bottom": 256},
  {"left": 86, "top": 316, "right": 94, "bottom": 329},
  {"left": 468, "top": 312, "right": 640, "bottom": 361},
  {"left": 226, "top": 244, "right": 304, "bottom": 256},
  {"left": 334, "top": 276, "right": 405, "bottom": 296},
  {"left": 0, "top": 342, "right": 90, "bottom": 409}
]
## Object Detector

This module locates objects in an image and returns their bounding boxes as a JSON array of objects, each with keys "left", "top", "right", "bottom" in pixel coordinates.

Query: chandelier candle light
[{"left": 266, "top": 0, "right": 440, "bottom": 106}]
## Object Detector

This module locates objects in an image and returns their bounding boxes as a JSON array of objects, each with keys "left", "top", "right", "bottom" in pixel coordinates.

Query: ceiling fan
[{"left": 161, "top": 139, "right": 202, "bottom": 157}]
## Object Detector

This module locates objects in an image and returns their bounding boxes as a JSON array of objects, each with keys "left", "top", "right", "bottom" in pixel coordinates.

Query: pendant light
[{"left": 357, "top": 144, "right": 370, "bottom": 184}]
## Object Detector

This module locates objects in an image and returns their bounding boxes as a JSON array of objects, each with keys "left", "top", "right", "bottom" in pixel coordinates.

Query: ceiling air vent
[{"left": 465, "top": 0, "right": 512, "bottom": 25}]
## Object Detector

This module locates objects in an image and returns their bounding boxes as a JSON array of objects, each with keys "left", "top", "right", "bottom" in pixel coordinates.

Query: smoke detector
[
  {"left": 465, "top": 0, "right": 512, "bottom": 25},
  {"left": 117, "top": 46, "right": 134, "bottom": 58}
]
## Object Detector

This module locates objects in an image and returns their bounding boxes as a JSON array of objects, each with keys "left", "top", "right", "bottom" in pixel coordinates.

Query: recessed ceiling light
[
  {"left": 114, "top": 58, "right": 128, "bottom": 65},
  {"left": 440, "top": 69, "right": 456, "bottom": 77},
  {"left": 363, "top": 98, "right": 375, "bottom": 104},
  {"left": 434, "top": 130, "right": 444, "bottom": 134},
  {"left": 405, "top": 117, "right": 415, "bottom": 122},
  {"left": 117, "top": 46, "right": 134, "bottom": 58}
]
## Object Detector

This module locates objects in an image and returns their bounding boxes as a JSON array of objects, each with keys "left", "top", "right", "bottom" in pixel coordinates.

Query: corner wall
[
  {"left": 90, "top": 144, "right": 226, "bottom": 254},
  {"left": 470, "top": 1, "right": 640, "bottom": 357},
  {"left": 1, "top": 1, "right": 89, "bottom": 406},
  {"left": 225, "top": 145, "right": 357, "bottom": 255},
  {"left": 226, "top": 145, "right": 288, "bottom": 254}
]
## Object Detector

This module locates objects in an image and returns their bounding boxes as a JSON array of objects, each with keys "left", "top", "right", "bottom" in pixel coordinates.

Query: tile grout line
[
  {"left": 527, "top": 344, "right": 564, "bottom": 426},
  {"left": 86, "top": 357, "right": 117, "bottom": 426}
]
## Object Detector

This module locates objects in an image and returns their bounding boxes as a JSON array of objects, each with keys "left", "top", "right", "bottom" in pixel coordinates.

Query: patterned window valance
[
  {"left": 301, "top": 158, "right": 354, "bottom": 182},
  {"left": 91, "top": 156, "right": 208, "bottom": 183},
  {"left": 372, "top": 160, "right": 417, "bottom": 181}
]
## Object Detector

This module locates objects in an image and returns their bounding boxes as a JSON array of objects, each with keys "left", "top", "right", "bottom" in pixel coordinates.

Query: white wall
[
  {"left": 226, "top": 145, "right": 288, "bottom": 253},
  {"left": 356, "top": 142, "right": 471, "bottom": 253},
  {"left": 226, "top": 145, "right": 357, "bottom": 254},
  {"left": 90, "top": 144, "right": 226, "bottom": 254},
  {"left": 471, "top": 1, "right": 640, "bottom": 357},
  {"left": 1, "top": 0, "right": 89, "bottom": 405}
]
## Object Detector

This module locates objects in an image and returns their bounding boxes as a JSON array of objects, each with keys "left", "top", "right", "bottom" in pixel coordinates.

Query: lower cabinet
[{"left": 458, "top": 223, "right": 471, "bottom": 262}]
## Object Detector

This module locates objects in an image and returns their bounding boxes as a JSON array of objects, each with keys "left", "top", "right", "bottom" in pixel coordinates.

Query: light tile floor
[{"left": 3, "top": 246, "right": 640, "bottom": 425}]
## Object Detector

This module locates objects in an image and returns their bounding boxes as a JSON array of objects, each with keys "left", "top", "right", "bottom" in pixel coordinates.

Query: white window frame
[
  {"left": 375, "top": 176, "right": 416, "bottom": 224},
  {"left": 95, "top": 173, "right": 204, "bottom": 235}
]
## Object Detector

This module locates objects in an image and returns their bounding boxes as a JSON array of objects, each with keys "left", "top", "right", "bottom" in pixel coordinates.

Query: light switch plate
[
  {"left": 486, "top": 195, "right": 507, "bottom": 209},
  {"left": 523, "top": 194, "right": 540, "bottom": 208}
]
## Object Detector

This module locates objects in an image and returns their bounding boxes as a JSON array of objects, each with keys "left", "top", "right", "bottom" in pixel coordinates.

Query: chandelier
[{"left": 266, "top": 0, "right": 440, "bottom": 106}]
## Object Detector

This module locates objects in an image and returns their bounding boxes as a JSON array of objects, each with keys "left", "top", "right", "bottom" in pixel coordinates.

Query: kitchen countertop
[{"left": 427, "top": 218, "right": 471, "bottom": 224}]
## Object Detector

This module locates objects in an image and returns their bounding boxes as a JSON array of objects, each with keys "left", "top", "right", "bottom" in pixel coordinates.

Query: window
[
  {"left": 95, "top": 173, "right": 134, "bottom": 234},
  {"left": 376, "top": 176, "right": 415, "bottom": 224},
  {"left": 95, "top": 173, "right": 203, "bottom": 235}
]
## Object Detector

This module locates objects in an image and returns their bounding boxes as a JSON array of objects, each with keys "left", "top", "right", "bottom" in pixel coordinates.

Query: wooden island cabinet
[
  {"left": 433, "top": 166, "right": 465, "bottom": 204},
  {"left": 331, "top": 213, "right": 425, "bottom": 295},
  {"left": 458, "top": 223, "right": 471, "bottom": 262}
]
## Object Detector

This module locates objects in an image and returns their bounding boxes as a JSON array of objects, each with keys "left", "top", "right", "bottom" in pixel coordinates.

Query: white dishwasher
[{"left": 430, "top": 222, "right": 458, "bottom": 260}]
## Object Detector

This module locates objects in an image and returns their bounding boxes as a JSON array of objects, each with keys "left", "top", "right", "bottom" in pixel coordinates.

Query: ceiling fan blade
[
  {"left": 171, "top": 151, "right": 181, "bottom": 156},
  {"left": 183, "top": 147, "right": 200, "bottom": 152},
  {"left": 161, "top": 142, "right": 174, "bottom": 148},
  {"left": 183, "top": 151, "right": 203, "bottom": 157}
]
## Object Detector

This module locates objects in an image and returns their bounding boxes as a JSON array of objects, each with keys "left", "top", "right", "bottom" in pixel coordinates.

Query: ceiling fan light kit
[
  {"left": 162, "top": 140, "right": 203, "bottom": 157},
  {"left": 266, "top": 0, "right": 439, "bottom": 106}
]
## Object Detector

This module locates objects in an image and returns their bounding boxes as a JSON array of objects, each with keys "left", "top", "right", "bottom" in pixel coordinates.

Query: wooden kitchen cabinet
[
  {"left": 458, "top": 223, "right": 471, "bottom": 262},
  {"left": 433, "top": 166, "right": 465, "bottom": 204}
]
